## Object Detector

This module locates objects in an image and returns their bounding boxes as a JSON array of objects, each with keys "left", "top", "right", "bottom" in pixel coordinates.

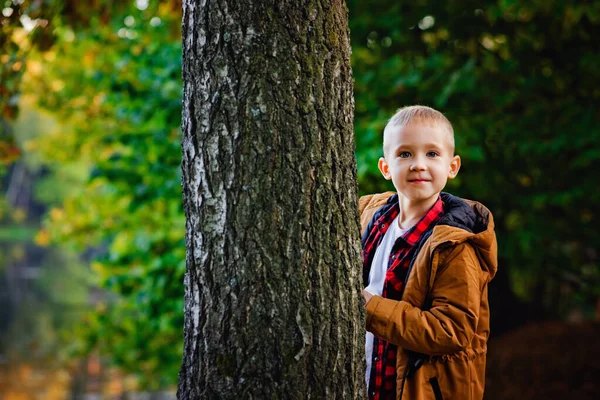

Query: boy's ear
[
  {"left": 378, "top": 157, "right": 392, "bottom": 180},
  {"left": 448, "top": 155, "right": 461, "bottom": 179}
]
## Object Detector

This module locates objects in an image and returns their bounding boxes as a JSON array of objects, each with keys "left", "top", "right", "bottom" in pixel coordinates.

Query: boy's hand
[{"left": 362, "top": 290, "right": 373, "bottom": 307}]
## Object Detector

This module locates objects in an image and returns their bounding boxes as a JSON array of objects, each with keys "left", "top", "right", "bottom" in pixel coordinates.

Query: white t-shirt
[{"left": 364, "top": 215, "right": 409, "bottom": 387}]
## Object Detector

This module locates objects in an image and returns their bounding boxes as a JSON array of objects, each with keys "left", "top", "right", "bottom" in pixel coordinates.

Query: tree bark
[{"left": 179, "top": 0, "right": 365, "bottom": 398}]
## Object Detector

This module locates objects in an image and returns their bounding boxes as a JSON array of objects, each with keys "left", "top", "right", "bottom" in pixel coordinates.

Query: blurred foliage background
[{"left": 0, "top": 0, "right": 599, "bottom": 398}]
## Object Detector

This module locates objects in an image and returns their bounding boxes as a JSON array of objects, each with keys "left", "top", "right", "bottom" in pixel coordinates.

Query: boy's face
[{"left": 378, "top": 121, "right": 460, "bottom": 203}]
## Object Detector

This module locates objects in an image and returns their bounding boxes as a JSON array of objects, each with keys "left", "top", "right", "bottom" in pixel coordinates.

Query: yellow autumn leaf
[
  {"left": 34, "top": 229, "right": 51, "bottom": 247},
  {"left": 49, "top": 207, "right": 65, "bottom": 221}
]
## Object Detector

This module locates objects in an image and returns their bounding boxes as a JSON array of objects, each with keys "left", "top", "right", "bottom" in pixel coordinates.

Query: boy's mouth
[{"left": 408, "top": 179, "right": 430, "bottom": 183}]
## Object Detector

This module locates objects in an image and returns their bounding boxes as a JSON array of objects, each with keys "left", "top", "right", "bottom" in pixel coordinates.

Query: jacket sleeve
[{"left": 365, "top": 243, "right": 483, "bottom": 356}]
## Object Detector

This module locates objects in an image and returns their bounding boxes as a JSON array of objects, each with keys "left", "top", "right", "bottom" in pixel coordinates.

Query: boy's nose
[{"left": 409, "top": 162, "right": 426, "bottom": 171}]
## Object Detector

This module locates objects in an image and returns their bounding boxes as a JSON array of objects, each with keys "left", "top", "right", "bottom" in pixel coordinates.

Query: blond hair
[{"left": 383, "top": 105, "right": 455, "bottom": 154}]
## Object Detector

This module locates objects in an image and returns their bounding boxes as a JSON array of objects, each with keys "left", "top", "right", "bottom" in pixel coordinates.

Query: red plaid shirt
[{"left": 362, "top": 195, "right": 444, "bottom": 400}]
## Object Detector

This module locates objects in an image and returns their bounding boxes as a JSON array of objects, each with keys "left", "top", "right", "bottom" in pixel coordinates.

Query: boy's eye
[
  {"left": 399, "top": 151, "right": 411, "bottom": 158},
  {"left": 426, "top": 151, "right": 439, "bottom": 158}
]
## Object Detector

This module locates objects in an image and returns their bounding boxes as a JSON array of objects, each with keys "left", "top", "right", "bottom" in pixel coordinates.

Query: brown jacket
[{"left": 360, "top": 192, "right": 498, "bottom": 400}]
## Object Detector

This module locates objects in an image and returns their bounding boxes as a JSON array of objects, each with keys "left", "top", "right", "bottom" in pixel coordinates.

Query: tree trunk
[{"left": 178, "top": 0, "right": 365, "bottom": 399}]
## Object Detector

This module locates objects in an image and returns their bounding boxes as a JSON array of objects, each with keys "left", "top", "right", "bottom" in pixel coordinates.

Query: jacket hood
[
  {"left": 431, "top": 192, "right": 498, "bottom": 279},
  {"left": 358, "top": 191, "right": 498, "bottom": 279}
]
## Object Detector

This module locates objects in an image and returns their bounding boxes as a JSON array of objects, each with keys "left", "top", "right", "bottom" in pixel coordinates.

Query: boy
[{"left": 360, "top": 106, "right": 497, "bottom": 400}]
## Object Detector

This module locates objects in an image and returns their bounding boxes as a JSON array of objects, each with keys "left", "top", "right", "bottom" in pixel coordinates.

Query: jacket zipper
[{"left": 398, "top": 361, "right": 410, "bottom": 400}]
